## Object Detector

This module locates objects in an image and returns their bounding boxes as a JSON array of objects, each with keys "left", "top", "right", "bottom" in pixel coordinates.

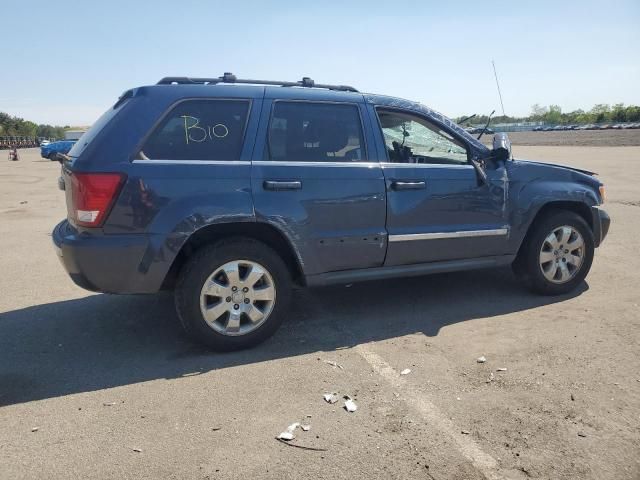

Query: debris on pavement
[
  {"left": 344, "top": 396, "right": 358, "bottom": 412},
  {"left": 103, "top": 402, "right": 117, "bottom": 406},
  {"left": 211, "top": 426, "right": 222, "bottom": 431},
  {"left": 275, "top": 421, "right": 326, "bottom": 451},
  {"left": 31, "top": 427, "right": 39, "bottom": 432},
  {"left": 496, "top": 368, "right": 507, "bottom": 372},
  {"left": 277, "top": 431, "right": 295, "bottom": 441},
  {"left": 132, "top": 448, "right": 142, "bottom": 453},
  {"left": 277, "top": 422, "right": 300, "bottom": 441},
  {"left": 323, "top": 393, "right": 339, "bottom": 404},
  {"left": 461, "top": 430, "right": 470, "bottom": 435},
  {"left": 486, "top": 372, "right": 495, "bottom": 383},
  {"left": 577, "top": 432, "right": 587, "bottom": 437},
  {"left": 571, "top": 394, "right": 575, "bottom": 401},
  {"left": 477, "top": 356, "right": 487, "bottom": 363},
  {"left": 275, "top": 438, "right": 328, "bottom": 451},
  {"left": 324, "top": 360, "right": 344, "bottom": 370},
  {"left": 400, "top": 368, "right": 412, "bottom": 375}
]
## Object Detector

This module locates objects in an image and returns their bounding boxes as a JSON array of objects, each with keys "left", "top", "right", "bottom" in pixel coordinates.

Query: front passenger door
[{"left": 373, "top": 108, "right": 508, "bottom": 266}]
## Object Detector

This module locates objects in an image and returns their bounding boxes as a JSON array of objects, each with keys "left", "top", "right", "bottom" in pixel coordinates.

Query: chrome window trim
[
  {"left": 132, "top": 160, "right": 472, "bottom": 169},
  {"left": 252, "top": 160, "right": 379, "bottom": 168},
  {"left": 132, "top": 159, "right": 251, "bottom": 166},
  {"left": 380, "top": 162, "right": 473, "bottom": 169},
  {"left": 389, "top": 228, "right": 509, "bottom": 242}
]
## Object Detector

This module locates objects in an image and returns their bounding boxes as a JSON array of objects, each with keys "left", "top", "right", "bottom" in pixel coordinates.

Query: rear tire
[
  {"left": 48, "top": 152, "right": 57, "bottom": 161},
  {"left": 514, "top": 210, "right": 594, "bottom": 295},
  {"left": 175, "top": 238, "right": 292, "bottom": 351}
]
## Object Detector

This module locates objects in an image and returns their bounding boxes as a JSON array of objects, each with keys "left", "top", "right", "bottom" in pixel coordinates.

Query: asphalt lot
[{"left": 1, "top": 146, "right": 639, "bottom": 480}]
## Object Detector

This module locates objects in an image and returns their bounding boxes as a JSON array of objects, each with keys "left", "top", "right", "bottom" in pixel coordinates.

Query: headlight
[{"left": 599, "top": 185, "right": 606, "bottom": 204}]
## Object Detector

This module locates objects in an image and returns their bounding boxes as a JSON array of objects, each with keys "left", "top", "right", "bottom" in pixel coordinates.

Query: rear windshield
[{"left": 67, "top": 91, "right": 132, "bottom": 157}]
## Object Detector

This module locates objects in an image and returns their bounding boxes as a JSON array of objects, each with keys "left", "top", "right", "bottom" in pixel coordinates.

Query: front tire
[
  {"left": 175, "top": 238, "right": 292, "bottom": 351},
  {"left": 514, "top": 211, "right": 594, "bottom": 295}
]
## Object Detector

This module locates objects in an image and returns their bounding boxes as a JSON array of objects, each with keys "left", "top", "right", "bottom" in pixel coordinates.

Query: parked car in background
[
  {"left": 52, "top": 73, "right": 610, "bottom": 350},
  {"left": 41, "top": 140, "right": 76, "bottom": 160},
  {"left": 467, "top": 126, "right": 494, "bottom": 135}
]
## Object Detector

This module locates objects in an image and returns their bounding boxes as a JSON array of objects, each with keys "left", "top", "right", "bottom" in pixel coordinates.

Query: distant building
[{"left": 64, "top": 130, "right": 87, "bottom": 141}]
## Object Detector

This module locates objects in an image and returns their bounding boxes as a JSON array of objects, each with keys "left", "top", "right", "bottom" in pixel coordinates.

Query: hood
[
  {"left": 507, "top": 157, "right": 603, "bottom": 207},
  {"left": 508, "top": 158, "right": 602, "bottom": 194},
  {"left": 513, "top": 158, "right": 596, "bottom": 176}
]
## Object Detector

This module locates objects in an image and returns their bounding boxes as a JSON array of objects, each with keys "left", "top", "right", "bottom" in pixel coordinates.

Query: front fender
[{"left": 509, "top": 179, "right": 599, "bottom": 252}]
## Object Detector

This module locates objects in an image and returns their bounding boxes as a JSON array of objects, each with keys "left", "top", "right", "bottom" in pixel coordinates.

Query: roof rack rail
[{"left": 156, "top": 72, "right": 359, "bottom": 92}]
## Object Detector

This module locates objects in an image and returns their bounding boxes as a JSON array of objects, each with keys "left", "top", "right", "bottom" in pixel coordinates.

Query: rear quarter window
[
  {"left": 138, "top": 99, "right": 250, "bottom": 161},
  {"left": 67, "top": 97, "right": 128, "bottom": 157}
]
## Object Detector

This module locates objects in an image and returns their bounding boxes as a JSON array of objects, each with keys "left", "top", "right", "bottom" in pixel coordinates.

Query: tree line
[
  {"left": 0, "top": 111, "right": 68, "bottom": 139},
  {"left": 455, "top": 103, "right": 640, "bottom": 126}
]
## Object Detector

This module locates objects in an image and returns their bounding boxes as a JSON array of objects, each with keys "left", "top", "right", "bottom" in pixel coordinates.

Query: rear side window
[
  {"left": 267, "top": 102, "right": 366, "bottom": 162},
  {"left": 139, "top": 99, "right": 250, "bottom": 161},
  {"left": 68, "top": 91, "right": 132, "bottom": 157}
]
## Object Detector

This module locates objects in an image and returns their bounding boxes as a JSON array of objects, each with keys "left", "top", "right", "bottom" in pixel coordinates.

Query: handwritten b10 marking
[{"left": 181, "top": 116, "right": 229, "bottom": 144}]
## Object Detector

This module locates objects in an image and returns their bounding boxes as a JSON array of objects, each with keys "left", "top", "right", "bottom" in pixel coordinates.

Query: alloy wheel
[
  {"left": 539, "top": 225, "right": 585, "bottom": 284},
  {"left": 199, "top": 260, "right": 276, "bottom": 336}
]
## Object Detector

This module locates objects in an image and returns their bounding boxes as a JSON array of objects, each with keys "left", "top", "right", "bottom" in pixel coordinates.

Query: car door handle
[
  {"left": 391, "top": 180, "right": 426, "bottom": 190},
  {"left": 263, "top": 180, "right": 302, "bottom": 191}
]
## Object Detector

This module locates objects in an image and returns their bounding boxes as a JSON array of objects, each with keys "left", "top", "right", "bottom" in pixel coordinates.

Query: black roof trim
[{"left": 156, "top": 72, "right": 358, "bottom": 92}]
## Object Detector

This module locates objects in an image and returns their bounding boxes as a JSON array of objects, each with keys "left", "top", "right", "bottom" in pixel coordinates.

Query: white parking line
[{"left": 355, "top": 345, "right": 507, "bottom": 480}]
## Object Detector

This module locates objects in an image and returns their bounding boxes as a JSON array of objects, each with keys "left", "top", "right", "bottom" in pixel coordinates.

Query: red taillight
[{"left": 70, "top": 173, "right": 125, "bottom": 227}]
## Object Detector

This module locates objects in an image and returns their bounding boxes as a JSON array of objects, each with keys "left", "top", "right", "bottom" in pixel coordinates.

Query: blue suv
[
  {"left": 53, "top": 73, "right": 610, "bottom": 350},
  {"left": 41, "top": 140, "right": 77, "bottom": 160}
]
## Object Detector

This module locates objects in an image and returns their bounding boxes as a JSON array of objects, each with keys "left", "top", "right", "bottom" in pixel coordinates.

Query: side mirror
[{"left": 492, "top": 133, "right": 512, "bottom": 161}]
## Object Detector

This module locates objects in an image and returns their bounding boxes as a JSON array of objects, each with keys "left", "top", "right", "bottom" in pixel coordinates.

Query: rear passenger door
[{"left": 251, "top": 97, "right": 387, "bottom": 275}]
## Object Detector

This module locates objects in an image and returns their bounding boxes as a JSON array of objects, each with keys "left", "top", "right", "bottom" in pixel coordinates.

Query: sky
[{"left": 2, "top": 0, "right": 639, "bottom": 126}]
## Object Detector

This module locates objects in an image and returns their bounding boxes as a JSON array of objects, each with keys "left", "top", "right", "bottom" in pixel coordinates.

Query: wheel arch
[
  {"left": 162, "top": 221, "right": 305, "bottom": 289},
  {"left": 515, "top": 200, "right": 594, "bottom": 259}
]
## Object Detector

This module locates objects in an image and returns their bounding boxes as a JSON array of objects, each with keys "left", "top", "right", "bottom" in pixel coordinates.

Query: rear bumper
[
  {"left": 52, "top": 220, "right": 164, "bottom": 293},
  {"left": 591, "top": 206, "right": 610, "bottom": 247}
]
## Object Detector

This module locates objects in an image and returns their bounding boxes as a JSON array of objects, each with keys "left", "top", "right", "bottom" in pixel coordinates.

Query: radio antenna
[{"left": 492, "top": 60, "right": 506, "bottom": 117}]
